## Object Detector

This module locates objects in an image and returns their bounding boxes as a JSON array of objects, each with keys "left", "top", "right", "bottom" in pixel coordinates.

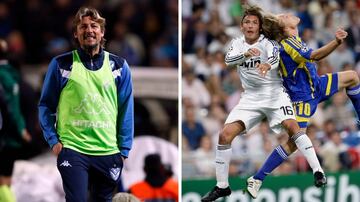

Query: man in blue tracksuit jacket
[{"left": 38, "top": 7, "right": 134, "bottom": 202}]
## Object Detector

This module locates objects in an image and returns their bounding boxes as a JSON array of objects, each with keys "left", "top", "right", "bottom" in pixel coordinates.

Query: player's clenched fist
[
  {"left": 245, "top": 48, "right": 261, "bottom": 58},
  {"left": 256, "top": 63, "right": 271, "bottom": 77},
  {"left": 335, "top": 28, "right": 348, "bottom": 44}
]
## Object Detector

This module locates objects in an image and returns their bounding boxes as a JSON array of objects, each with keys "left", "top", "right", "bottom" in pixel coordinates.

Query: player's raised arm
[{"left": 310, "top": 28, "right": 348, "bottom": 61}]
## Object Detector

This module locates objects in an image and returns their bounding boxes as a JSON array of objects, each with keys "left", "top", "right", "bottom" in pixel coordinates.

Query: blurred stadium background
[
  {"left": 0, "top": 0, "right": 178, "bottom": 201},
  {"left": 182, "top": 0, "right": 360, "bottom": 202}
]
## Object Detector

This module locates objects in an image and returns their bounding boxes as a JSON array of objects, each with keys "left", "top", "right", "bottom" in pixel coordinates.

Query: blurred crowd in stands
[{"left": 182, "top": 0, "right": 360, "bottom": 179}]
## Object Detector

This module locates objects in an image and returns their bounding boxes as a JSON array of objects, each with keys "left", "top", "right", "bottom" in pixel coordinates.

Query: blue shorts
[
  {"left": 57, "top": 148, "right": 123, "bottom": 202},
  {"left": 292, "top": 73, "right": 338, "bottom": 128}
]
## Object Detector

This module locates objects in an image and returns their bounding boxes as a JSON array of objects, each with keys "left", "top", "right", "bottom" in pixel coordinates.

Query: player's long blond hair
[{"left": 262, "top": 15, "right": 288, "bottom": 42}]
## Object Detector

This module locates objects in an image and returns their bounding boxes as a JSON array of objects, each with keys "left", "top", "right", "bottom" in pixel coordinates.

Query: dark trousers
[
  {"left": 0, "top": 147, "right": 20, "bottom": 176},
  {"left": 57, "top": 148, "right": 123, "bottom": 202}
]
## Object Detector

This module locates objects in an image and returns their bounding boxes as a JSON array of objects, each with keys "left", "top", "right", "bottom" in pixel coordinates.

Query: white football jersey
[{"left": 225, "top": 34, "right": 283, "bottom": 97}]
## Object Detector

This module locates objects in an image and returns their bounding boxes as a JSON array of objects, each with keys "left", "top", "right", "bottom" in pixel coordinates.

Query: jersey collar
[
  {"left": 241, "top": 34, "right": 265, "bottom": 45},
  {"left": 77, "top": 47, "right": 104, "bottom": 61}
]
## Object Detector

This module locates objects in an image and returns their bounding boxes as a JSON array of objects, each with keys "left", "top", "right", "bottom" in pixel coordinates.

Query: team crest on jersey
[
  {"left": 301, "top": 45, "right": 309, "bottom": 53},
  {"left": 110, "top": 167, "right": 120, "bottom": 181}
]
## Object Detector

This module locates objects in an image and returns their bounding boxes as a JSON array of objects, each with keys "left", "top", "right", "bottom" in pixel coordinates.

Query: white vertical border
[{"left": 178, "top": 0, "right": 183, "bottom": 200}]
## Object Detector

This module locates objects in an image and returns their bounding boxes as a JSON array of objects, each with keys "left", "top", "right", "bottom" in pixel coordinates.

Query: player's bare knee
[
  {"left": 282, "top": 119, "right": 300, "bottom": 136},
  {"left": 345, "top": 70, "right": 359, "bottom": 84},
  {"left": 350, "top": 70, "right": 360, "bottom": 85},
  {"left": 341, "top": 70, "right": 360, "bottom": 88}
]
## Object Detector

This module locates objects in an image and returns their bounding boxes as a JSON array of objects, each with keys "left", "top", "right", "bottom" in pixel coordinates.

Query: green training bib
[{"left": 57, "top": 50, "right": 119, "bottom": 155}]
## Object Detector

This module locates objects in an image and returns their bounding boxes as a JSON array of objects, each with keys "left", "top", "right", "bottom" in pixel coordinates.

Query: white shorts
[{"left": 225, "top": 89, "right": 296, "bottom": 134}]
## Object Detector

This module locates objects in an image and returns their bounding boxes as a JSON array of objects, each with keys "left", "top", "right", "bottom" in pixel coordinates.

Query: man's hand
[
  {"left": 52, "top": 142, "right": 63, "bottom": 156},
  {"left": 256, "top": 63, "right": 271, "bottom": 77},
  {"left": 21, "top": 129, "right": 32, "bottom": 143},
  {"left": 335, "top": 28, "right": 348, "bottom": 44},
  {"left": 244, "top": 48, "right": 261, "bottom": 58}
]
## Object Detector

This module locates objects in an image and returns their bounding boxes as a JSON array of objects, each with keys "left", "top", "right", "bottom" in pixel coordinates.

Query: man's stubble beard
[
  {"left": 82, "top": 44, "right": 100, "bottom": 56},
  {"left": 81, "top": 33, "right": 102, "bottom": 55},
  {"left": 83, "top": 43, "right": 99, "bottom": 54}
]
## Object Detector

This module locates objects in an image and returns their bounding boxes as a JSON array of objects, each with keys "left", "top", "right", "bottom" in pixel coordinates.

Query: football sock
[
  {"left": 0, "top": 185, "right": 16, "bottom": 202},
  {"left": 254, "top": 145, "right": 288, "bottom": 181},
  {"left": 215, "top": 144, "right": 232, "bottom": 188},
  {"left": 346, "top": 84, "right": 360, "bottom": 120},
  {"left": 292, "top": 131, "right": 323, "bottom": 173}
]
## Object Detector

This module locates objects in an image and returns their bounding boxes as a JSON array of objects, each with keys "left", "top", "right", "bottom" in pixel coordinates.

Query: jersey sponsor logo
[
  {"left": 73, "top": 94, "right": 111, "bottom": 115},
  {"left": 110, "top": 167, "right": 120, "bottom": 181},
  {"left": 60, "top": 160, "right": 72, "bottom": 167},
  {"left": 241, "top": 57, "right": 261, "bottom": 70},
  {"left": 71, "top": 120, "right": 112, "bottom": 128}
]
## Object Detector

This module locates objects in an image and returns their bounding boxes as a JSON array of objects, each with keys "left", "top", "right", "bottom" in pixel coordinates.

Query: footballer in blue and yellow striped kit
[
  {"left": 251, "top": 12, "right": 360, "bottom": 193},
  {"left": 279, "top": 36, "right": 339, "bottom": 128}
]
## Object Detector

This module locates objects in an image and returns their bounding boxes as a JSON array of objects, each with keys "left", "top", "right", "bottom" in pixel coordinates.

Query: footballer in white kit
[
  {"left": 224, "top": 34, "right": 295, "bottom": 134},
  {"left": 202, "top": 7, "right": 326, "bottom": 202}
]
